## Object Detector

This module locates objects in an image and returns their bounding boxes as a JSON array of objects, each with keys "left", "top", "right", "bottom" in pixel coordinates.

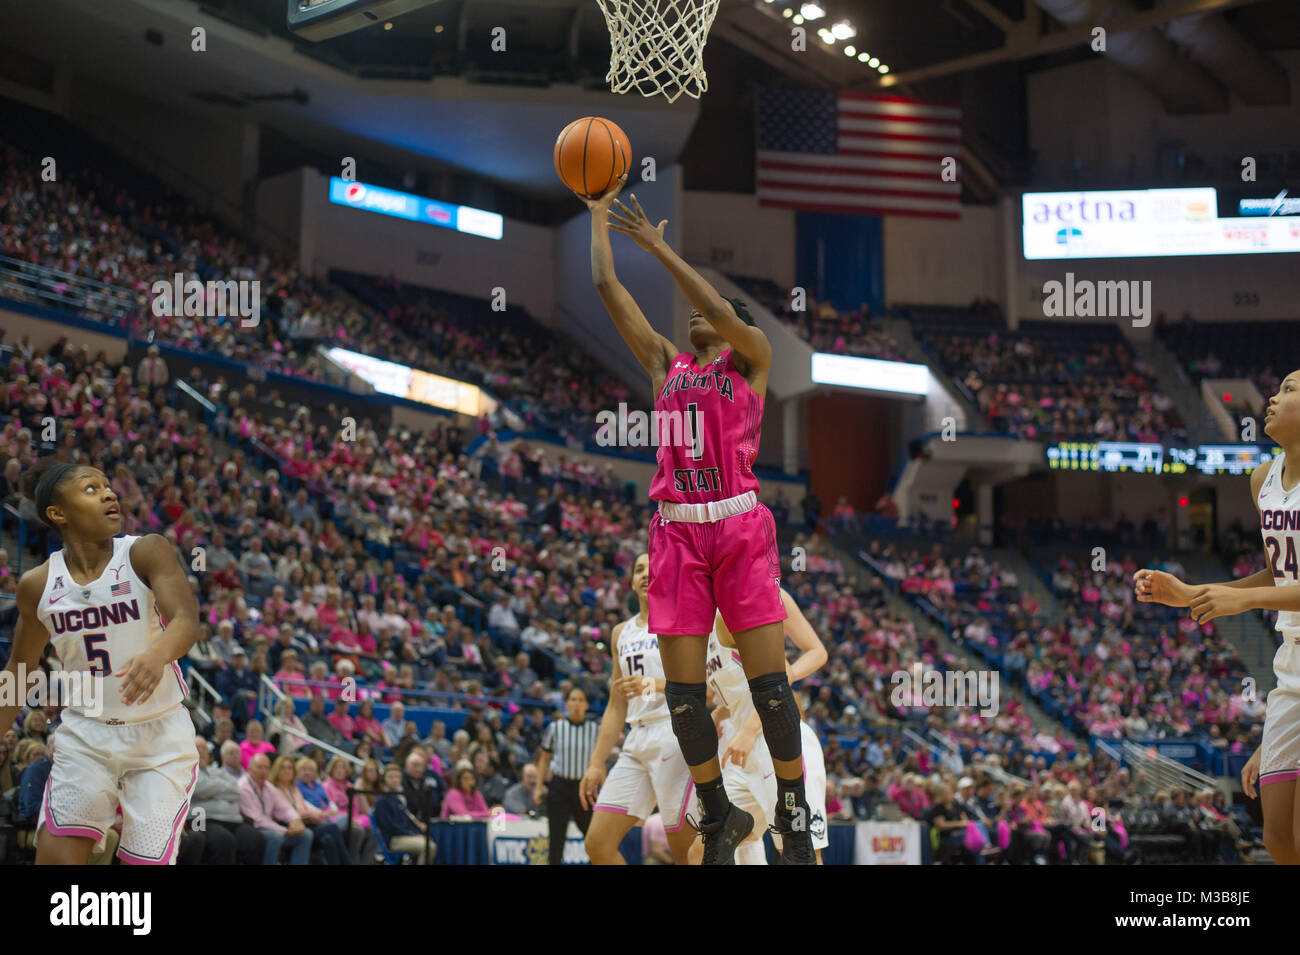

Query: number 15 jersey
[{"left": 616, "top": 614, "right": 669, "bottom": 724}]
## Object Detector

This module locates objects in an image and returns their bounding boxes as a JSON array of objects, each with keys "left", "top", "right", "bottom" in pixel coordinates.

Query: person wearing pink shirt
[
  {"left": 315, "top": 588, "right": 342, "bottom": 631},
  {"left": 274, "top": 649, "right": 312, "bottom": 698},
  {"left": 323, "top": 757, "right": 374, "bottom": 830},
  {"left": 270, "top": 755, "right": 352, "bottom": 864},
  {"left": 442, "top": 765, "right": 491, "bottom": 819},
  {"left": 354, "top": 699, "right": 391, "bottom": 749},
  {"left": 887, "top": 773, "right": 931, "bottom": 820},
  {"left": 240, "top": 719, "right": 277, "bottom": 769},
  {"left": 355, "top": 620, "right": 379, "bottom": 658},
  {"left": 268, "top": 698, "right": 311, "bottom": 756},
  {"left": 328, "top": 699, "right": 356, "bottom": 741},
  {"left": 237, "top": 753, "right": 314, "bottom": 864}
]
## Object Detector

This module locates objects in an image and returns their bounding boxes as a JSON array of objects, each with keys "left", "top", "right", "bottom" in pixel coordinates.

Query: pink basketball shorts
[{"left": 647, "top": 502, "right": 786, "bottom": 636}]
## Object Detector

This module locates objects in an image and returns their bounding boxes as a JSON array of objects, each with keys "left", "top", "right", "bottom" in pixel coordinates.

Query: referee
[{"left": 535, "top": 687, "right": 599, "bottom": 865}]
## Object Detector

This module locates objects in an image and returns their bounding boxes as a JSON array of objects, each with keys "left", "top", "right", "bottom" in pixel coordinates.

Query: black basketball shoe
[
  {"left": 770, "top": 810, "right": 816, "bottom": 865},
  {"left": 694, "top": 804, "right": 755, "bottom": 865}
]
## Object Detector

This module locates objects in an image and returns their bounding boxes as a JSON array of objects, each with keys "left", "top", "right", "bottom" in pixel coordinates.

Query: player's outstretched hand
[
  {"left": 1133, "top": 569, "right": 1193, "bottom": 607},
  {"left": 116, "top": 648, "right": 166, "bottom": 705},
  {"left": 608, "top": 193, "right": 667, "bottom": 253},
  {"left": 579, "top": 765, "right": 605, "bottom": 811},
  {"left": 1187, "top": 583, "right": 1248, "bottom": 624},
  {"left": 577, "top": 173, "right": 628, "bottom": 215},
  {"left": 1241, "top": 747, "right": 1261, "bottom": 800}
]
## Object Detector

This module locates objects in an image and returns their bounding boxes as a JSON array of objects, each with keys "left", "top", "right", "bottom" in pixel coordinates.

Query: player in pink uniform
[
  {"left": 580, "top": 174, "right": 815, "bottom": 864},
  {"left": 0, "top": 460, "right": 202, "bottom": 864}
]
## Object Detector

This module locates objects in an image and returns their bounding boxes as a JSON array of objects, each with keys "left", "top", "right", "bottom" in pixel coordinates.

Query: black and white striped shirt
[{"left": 540, "top": 716, "right": 599, "bottom": 780}]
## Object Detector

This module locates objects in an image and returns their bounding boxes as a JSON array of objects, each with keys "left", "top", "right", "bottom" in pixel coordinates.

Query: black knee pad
[
  {"left": 664, "top": 681, "right": 716, "bottom": 766},
  {"left": 748, "top": 672, "right": 801, "bottom": 762}
]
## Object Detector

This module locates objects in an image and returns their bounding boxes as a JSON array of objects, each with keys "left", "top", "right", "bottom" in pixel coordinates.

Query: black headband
[{"left": 35, "top": 463, "right": 76, "bottom": 525}]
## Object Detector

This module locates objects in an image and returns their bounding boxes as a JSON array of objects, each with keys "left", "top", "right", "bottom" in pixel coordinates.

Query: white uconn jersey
[
  {"left": 706, "top": 629, "right": 754, "bottom": 736},
  {"left": 617, "top": 615, "right": 669, "bottom": 724},
  {"left": 36, "top": 535, "right": 187, "bottom": 723},
  {"left": 1258, "top": 452, "right": 1300, "bottom": 636}
]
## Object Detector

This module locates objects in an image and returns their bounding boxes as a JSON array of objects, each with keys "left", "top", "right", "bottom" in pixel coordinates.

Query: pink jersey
[{"left": 647, "top": 349, "right": 762, "bottom": 504}]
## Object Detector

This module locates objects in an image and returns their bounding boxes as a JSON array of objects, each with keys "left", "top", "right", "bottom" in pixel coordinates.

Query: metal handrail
[
  {"left": 256, "top": 674, "right": 362, "bottom": 767},
  {"left": 175, "top": 379, "right": 216, "bottom": 413},
  {"left": 1120, "top": 740, "right": 1220, "bottom": 795},
  {"left": 1095, "top": 739, "right": 1122, "bottom": 762},
  {"left": 271, "top": 677, "right": 551, "bottom": 712},
  {"left": 0, "top": 254, "right": 135, "bottom": 295},
  {"left": 0, "top": 255, "right": 135, "bottom": 322},
  {"left": 186, "top": 667, "right": 222, "bottom": 728}
]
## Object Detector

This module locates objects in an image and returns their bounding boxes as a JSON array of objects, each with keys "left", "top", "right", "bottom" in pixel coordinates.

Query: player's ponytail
[
  {"left": 725, "top": 297, "right": 757, "bottom": 327},
  {"left": 23, "top": 457, "right": 76, "bottom": 529}
]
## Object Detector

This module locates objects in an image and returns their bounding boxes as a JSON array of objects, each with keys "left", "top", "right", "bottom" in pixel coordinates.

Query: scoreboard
[{"left": 1045, "top": 442, "right": 1279, "bottom": 475}]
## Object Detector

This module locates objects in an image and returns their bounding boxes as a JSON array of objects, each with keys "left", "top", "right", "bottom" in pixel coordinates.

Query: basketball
[{"left": 554, "top": 116, "right": 632, "bottom": 199}]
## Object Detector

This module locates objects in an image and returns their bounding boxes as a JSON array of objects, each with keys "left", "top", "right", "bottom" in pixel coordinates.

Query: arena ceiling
[{"left": 4, "top": 0, "right": 1298, "bottom": 213}]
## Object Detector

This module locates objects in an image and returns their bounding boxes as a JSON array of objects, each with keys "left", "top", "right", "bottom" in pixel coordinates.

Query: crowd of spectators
[
  {"left": 916, "top": 325, "right": 1186, "bottom": 443},
  {"left": 863, "top": 540, "right": 1263, "bottom": 758},
  {"left": 0, "top": 340, "right": 647, "bottom": 862},
  {"left": 0, "top": 136, "right": 641, "bottom": 447},
  {"left": 1161, "top": 313, "right": 1290, "bottom": 414},
  {"left": 0, "top": 128, "right": 1273, "bottom": 866},
  {"left": 0, "top": 334, "right": 1269, "bottom": 864},
  {"left": 821, "top": 753, "right": 1255, "bottom": 864},
  {"left": 724, "top": 274, "right": 906, "bottom": 362}
]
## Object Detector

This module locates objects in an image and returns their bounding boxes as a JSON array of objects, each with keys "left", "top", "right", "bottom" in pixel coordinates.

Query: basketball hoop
[{"left": 595, "top": 0, "right": 720, "bottom": 103}]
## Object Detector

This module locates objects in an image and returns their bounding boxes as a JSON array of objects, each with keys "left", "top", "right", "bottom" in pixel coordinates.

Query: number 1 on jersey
[{"left": 686, "top": 402, "right": 702, "bottom": 461}]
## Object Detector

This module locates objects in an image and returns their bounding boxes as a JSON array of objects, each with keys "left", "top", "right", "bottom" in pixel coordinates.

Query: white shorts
[
  {"left": 722, "top": 721, "right": 829, "bottom": 852},
  {"left": 39, "top": 706, "right": 199, "bottom": 864},
  {"left": 594, "top": 719, "right": 695, "bottom": 832},
  {"left": 1261, "top": 637, "right": 1300, "bottom": 786}
]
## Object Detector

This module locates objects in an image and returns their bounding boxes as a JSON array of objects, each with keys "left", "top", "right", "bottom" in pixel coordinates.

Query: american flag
[
  {"left": 756, "top": 87, "right": 962, "bottom": 219},
  {"left": 111, "top": 580, "right": 132, "bottom": 597}
]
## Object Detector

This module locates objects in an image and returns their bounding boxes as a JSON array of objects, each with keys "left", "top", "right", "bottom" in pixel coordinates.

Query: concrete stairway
[
  {"left": 1134, "top": 336, "right": 1224, "bottom": 444},
  {"left": 1178, "top": 551, "right": 1277, "bottom": 692},
  {"left": 880, "top": 316, "right": 987, "bottom": 434},
  {"left": 830, "top": 536, "right": 1062, "bottom": 735},
  {"left": 991, "top": 546, "right": 1061, "bottom": 622}
]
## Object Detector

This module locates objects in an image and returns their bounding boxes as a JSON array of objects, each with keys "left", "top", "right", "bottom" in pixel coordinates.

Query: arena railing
[
  {"left": 1119, "top": 740, "right": 1222, "bottom": 796},
  {"left": 2, "top": 502, "right": 37, "bottom": 579},
  {"left": 270, "top": 677, "right": 591, "bottom": 716},
  {"left": 3, "top": 287, "right": 805, "bottom": 488},
  {"left": 0, "top": 255, "right": 134, "bottom": 324},
  {"left": 185, "top": 667, "right": 222, "bottom": 729},
  {"left": 174, "top": 379, "right": 216, "bottom": 414},
  {"left": 902, "top": 727, "right": 953, "bottom": 766},
  {"left": 255, "top": 674, "right": 364, "bottom": 768}
]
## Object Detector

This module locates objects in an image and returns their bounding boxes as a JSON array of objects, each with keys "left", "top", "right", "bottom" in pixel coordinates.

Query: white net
[{"left": 595, "top": 0, "right": 721, "bottom": 103}]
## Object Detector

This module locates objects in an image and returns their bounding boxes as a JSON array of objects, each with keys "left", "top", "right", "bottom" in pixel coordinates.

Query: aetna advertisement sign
[{"left": 1023, "top": 187, "right": 1300, "bottom": 259}]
